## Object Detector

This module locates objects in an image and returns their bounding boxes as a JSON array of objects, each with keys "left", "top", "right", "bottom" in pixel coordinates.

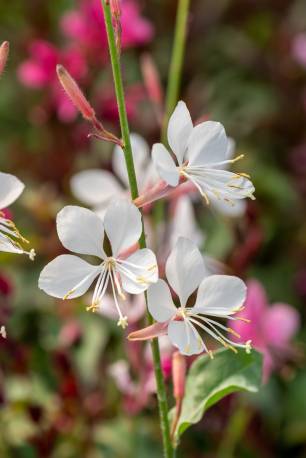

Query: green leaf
[{"left": 173, "top": 349, "right": 262, "bottom": 440}]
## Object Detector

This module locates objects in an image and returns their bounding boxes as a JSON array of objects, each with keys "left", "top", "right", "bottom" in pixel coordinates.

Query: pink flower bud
[
  {"left": 56, "top": 64, "right": 95, "bottom": 121},
  {"left": 141, "top": 53, "right": 163, "bottom": 108},
  {"left": 128, "top": 322, "right": 168, "bottom": 341},
  {"left": 0, "top": 41, "right": 9, "bottom": 76},
  {"left": 172, "top": 351, "right": 186, "bottom": 401}
]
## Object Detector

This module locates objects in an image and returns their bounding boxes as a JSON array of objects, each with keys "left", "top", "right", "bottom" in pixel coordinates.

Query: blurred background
[{"left": 1, "top": 0, "right": 306, "bottom": 456}]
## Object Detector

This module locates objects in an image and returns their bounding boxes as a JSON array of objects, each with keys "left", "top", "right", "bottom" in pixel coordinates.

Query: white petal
[
  {"left": 168, "top": 320, "right": 204, "bottom": 355},
  {"left": 193, "top": 275, "right": 247, "bottom": 316},
  {"left": 187, "top": 121, "right": 228, "bottom": 166},
  {"left": 70, "top": 169, "right": 123, "bottom": 207},
  {"left": 165, "top": 237, "right": 206, "bottom": 307},
  {"left": 104, "top": 201, "right": 142, "bottom": 256},
  {"left": 170, "top": 196, "right": 204, "bottom": 248},
  {"left": 38, "top": 254, "right": 99, "bottom": 299},
  {"left": 0, "top": 172, "right": 24, "bottom": 209},
  {"left": 119, "top": 248, "right": 158, "bottom": 294},
  {"left": 0, "top": 232, "right": 23, "bottom": 254},
  {"left": 113, "top": 133, "right": 150, "bottom": 187},
  {"left": 210, "top": 195, "right": 247, "bottom": 217},
  {"left": 152, "top": 143, "right": 180, "bottom": 186},
  {"left": 167, "top": 101, "right": 193, "bottom": 165},
  {"left": 226, "top": 137, "right": 236, "bottom": 160},
  {"left": 57, "top": 206, "right": 105, "bottom": 258},
  {"left": 190, "top": 169, "right": 255, "bottom": 200},
  {"left": 147, "top": 279, "right": 177, "bottom": 322}
]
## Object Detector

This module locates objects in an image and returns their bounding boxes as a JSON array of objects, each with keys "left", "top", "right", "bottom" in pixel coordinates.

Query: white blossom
[
  {"left": 147, "top": 237, "right": 251, "bottom": 356},
  {"left": 39, "top": 201, "right": 158, "bottom": 328},
  {"left": 152, "top": 101, "right": 255, "bottom": 208},
  {"left": 70, "top": 133, "right": 158, "bottom": 217},
  {"left": 0, "top": 171, "right": 35, "bottom": 259}
]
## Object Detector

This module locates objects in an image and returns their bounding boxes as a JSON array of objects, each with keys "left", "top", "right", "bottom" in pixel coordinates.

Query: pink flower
[
  {"left": 109, "top": 336, "right": 173, "bottom": 414},
  {"left": 230, "top": 279, "right": 300, "bottom": 382},
  {"left": 18, "top": 40, "right": 87, "bottom": 122},
  {"left": 61, "top": 0, "right": 153, "bottom": 57}
]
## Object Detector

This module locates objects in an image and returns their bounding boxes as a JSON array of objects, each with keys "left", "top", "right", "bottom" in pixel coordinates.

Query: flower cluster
[{"left": 38, "top": 96, "right": 258, "bottom": 354}]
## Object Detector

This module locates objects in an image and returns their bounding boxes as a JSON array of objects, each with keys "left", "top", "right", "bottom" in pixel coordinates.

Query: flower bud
[
  {"left": 141, "top": 53, "right": 163, "bottom": 108},
  {"left": 56, "top": 65, "right": 95, "bottom": 121},
  {"left": 0, "top": 41, "right": 9, "bottom": 76},
  {"left": 172, "top": 351, "right": 186, "bottom": 401}
]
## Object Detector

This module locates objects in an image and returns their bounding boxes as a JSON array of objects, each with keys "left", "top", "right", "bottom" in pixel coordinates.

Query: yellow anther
[
  {"left": 236, "top": 317, "right": 251, "bottom": 323},
  {"left": 63, "top": 289, "right": 74, "bottom": 300},
  {"left": 229, "top": 154, "right": 244, "bottom": 163},
  {"left": 117, "top": 316, "right": 128, "bottom": 329},
  {"left": 137, "top": 276, "right": 150, "bottom": 285},
  {"left": 86, "top": 303, "right": 98, "bottom": 313},
  {"left": 245, "top": 340, "right": 252, "bottom": 354},
  {"left": 227, "top": 328, "right": 241, "bottom": 339},
  {"left": 147, "top": 264, "right": 157, "bottom": 272}
]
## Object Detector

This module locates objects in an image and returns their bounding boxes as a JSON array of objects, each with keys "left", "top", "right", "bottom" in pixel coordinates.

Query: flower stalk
[
  {"left": 161, "top": 0, "right": 190, "bottom": 143},
  {"left": 100, "top": 1, "right": 174, "bottom": 456}
]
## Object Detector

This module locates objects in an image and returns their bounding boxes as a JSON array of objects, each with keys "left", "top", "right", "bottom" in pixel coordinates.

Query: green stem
[
  {"left": 101, "top": 2, "right": 173, "bottom": 456},
  {"left": 161, "top": 0, "right": 190, "bottom": 143}
]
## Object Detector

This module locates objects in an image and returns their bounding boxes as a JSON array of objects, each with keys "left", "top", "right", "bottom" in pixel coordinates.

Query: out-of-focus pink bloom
[
  {"left": 109, "top": 335, "right": 173, "bottom": 414},
  {"left": 18, "top": 40, "right": 87, "bottom": 122},
  {"left": 292, "top": 33, "right": 306, "bottom": 68},
  {"left": 98, "top": 83, "right": 146, "bottom": 122},
  {"left": 61, "top": 0, "right": 153, "bottom": 57},
  {"left": 59, "top": 320, "right": 82, "bottom": 347},
  {"left": 99, "top": 293, "right": 146, "bottom": 324},
  {"left": 231, "top": 279, "right": 300, "bottom": 382}
]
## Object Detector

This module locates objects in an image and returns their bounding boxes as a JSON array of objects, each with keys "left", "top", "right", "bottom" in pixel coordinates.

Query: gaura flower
[
  {"left": 0, "top": 172, "right": 35, "bottom": 259},
  {"left": 38, "top": 201, "right": 158, "bottom": 328},
  {"left": 230, "top": 279, "right": 300, "bottom": 381},
  {"left": 169, "top": 195, "right": 204, "bottom": 249},
  {"left": 207, "top": 138, "right": 247, "bottom": 217},
  {"left": 129, "top": 237, "right": 251, "bottom": 356},
  {"left": 71, "top": 133, "right": 157, "bottom": 216},
  {"left": 152, "top": 101, "right": 255, "bottom": 207}
]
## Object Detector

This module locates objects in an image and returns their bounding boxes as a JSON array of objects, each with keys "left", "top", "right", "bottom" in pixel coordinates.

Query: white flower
[
  {"left": 147, "top": 237, "right": 251, "bottom": 356},
  {"left": 0, "top": 325, "right": 6, "bottom": 338},
  {"left": 70, "top": 133, "right": 158, "bottom": 217},
  {"left": 0, "top": 172, "right": 35, "bottom": 259},
  {"left": 38, "top": 201, "right": 158, "bottom": 328},
  {"left": 208, "top": 138, "right": 247, "bottom": 217},
  {"left": 152, "top": 101, "right": 255, "bottom": 207},
  {"left": 169, "top": 195, "right": 204, "bottom": 249}
]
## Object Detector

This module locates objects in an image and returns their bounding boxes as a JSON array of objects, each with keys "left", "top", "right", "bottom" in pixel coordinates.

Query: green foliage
[{"left": 172, "top": 349, "right": 262, "bottom": 441}]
